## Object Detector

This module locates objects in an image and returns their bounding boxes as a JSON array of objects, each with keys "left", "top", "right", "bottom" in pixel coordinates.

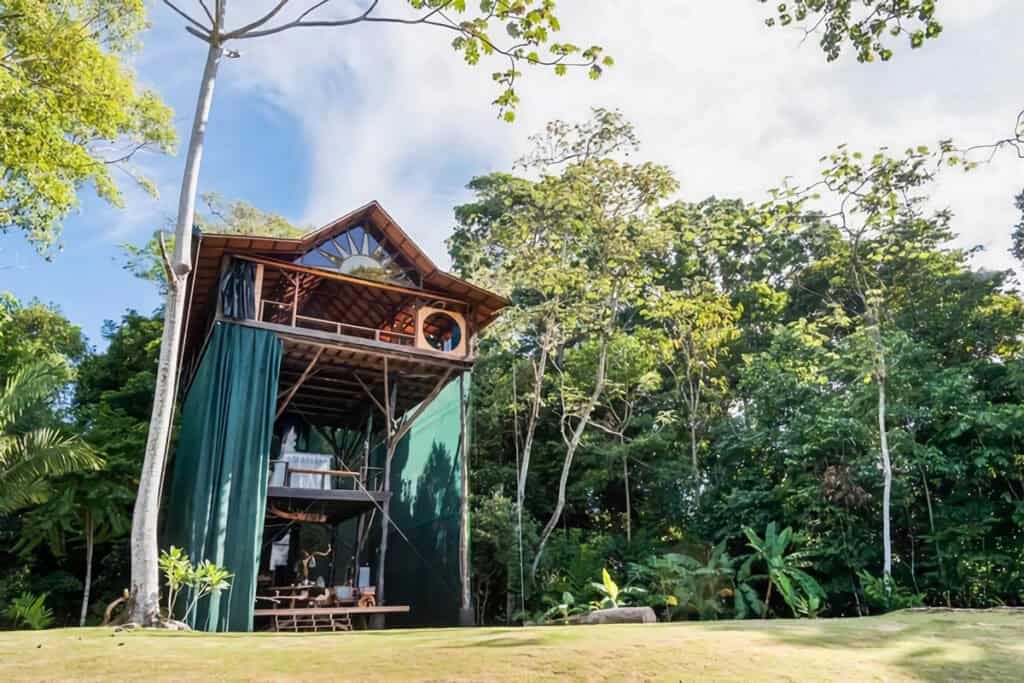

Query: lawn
[{"left": 1, "top": 610, "right": 1021, "bottom": 682}]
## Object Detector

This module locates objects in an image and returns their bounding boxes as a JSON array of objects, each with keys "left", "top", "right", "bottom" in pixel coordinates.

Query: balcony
[
  {"left": 266, "top": 453, "right": 386, "bottom": 525},
  {"left": 239, "top": 255, "right": 470, "bottom": 361}
]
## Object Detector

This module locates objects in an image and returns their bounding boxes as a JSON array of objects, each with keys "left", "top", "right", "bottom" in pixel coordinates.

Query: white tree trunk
[
  {"left": 877, "top": 365, "right": 893, "bottom": 586},
  {"left": 516, "top": 346, "right": 549, "bottom": 508},
  {"left": 622, "top": 448, "right": 631, "bottom": 544},
  {"left": 129, "top": 41, "right": 224, "bottom": 626},
  {"left": 79, "top": 513, "right": 94, "bottom": 627},
  {"left": 689, "top": 420, "right": 700, "bottom": 506},
  {"left": 532, "top": 341, "right": 608, "bottom": 575},
  {"left": 513, "top": 347, "right": 548, "bottom": 596}
]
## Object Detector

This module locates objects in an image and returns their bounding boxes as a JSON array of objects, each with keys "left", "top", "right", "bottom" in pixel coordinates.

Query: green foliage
[
  {"left": 629, "top": 544, "right": 763, "bottom": 621},
  {"left": 857, "top": 570, "right": 925, "bottom": 612},
  {"left": 408, "top": 0, "right": 611, "bottom": 121},
  {"left": 540, "top": 591, "right": 587, "bottom": 624},
  {"left": 0, "top": 0, "right": 175, "bottom": 252},
  {"left": 121, "top": 193, "right": 308, "bottom": 291},
  {"left": 0, "top": 295, "right": 86, "bottom": 388},
  {"left": 0, "top": 361, "right": 101, "bottom": 513},
  {"left": 590, "top": 567, "right": 646, "bottom": 609},
  {"left": 0, "top": 306, "right": 159, "bottom": 625},
  {"left": 471, "top": 492, "right": 539, "bottom": 623},
  {"left": 158, "top": 546, "right": 232, "bottom": 626},
  {"left": 4, "top": 591, "right": 54, "bottom": 630},
  {"left": 1012, "top": 189, "right": 1024, "bottom": 265},
  {"left": 462, "top": 111, "right": 1024, "bottom": 623},
  {"left": 759, "top": 0, "right": 943, "bottom": 63},
  {"left": 15, "top": 478, "right": 132, "bottom": 559},
  {"left": 793, "top": 593, "right": 824, "bottom": 619},
  {"left": 628, "top": 553, "right": 694, "bottom": 620},
  {"left": 742, "top": 523, "right": 826, "bottom": 618}
]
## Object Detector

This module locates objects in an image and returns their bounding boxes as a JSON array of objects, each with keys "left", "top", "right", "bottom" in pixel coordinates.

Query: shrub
[
  {"left": 857, "top": 571, "right": 925, "bottom": 612},
  {"left": 4, "top": 592, "right": 54, "bottom": 630}
]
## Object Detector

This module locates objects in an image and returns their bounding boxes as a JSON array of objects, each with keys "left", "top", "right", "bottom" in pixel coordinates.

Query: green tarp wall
[
  {"left": 374, "top": 376, "right": 468, "bottom": 627},
  {"left": 164, "top": 322, "right": 282, "bottom": 632}
]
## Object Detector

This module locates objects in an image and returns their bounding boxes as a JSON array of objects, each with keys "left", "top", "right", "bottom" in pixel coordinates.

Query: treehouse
[{"left": 163, "top": 201, "right": 507, "bottom": 632}]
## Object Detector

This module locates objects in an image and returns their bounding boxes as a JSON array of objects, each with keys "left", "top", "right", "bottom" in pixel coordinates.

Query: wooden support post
[
  {"left": 276, "top": 348, "right": 323, "bottom": 419},
  {"left": 254, "top": 263, "right": 264, "bottom": 321},
  {"left": 458, "top": 371, "right": 474, "bottom": 626},
  {"left": 291, "top": 274, "right": 300, "bottom": 328},
  {"left": 215, "top": 255, "right": 231, "bottom": 320},
  {"left": 353, "top": 374, "right": 388, "bottom": 417}
]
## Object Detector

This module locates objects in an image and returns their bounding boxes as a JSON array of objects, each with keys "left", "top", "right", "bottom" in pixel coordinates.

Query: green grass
[{"left": 1, "top": 610, "right": 1021, "bottom": 681}]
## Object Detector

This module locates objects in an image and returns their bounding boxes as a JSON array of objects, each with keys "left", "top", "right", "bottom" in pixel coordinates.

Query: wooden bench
[{"left": 254, "top": 605, "right": 410, "bottom": 632}]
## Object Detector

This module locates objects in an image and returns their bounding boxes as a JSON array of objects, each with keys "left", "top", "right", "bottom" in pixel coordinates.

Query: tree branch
[
  {"left": 162, "top": 1, "right": 211, "bottom": 34},
  {"left": 223, "top": 0, "right": 301, "bottom": 40}
]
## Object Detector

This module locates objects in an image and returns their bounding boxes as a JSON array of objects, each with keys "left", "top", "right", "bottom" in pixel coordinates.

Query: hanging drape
[
  {"left": 372, "top": 375, "right": 468, "bottom": 626},
  {"left": 220, "top": 259, "right": 257, "bottom": 320},
  {"left": 164, "top": 322, "right": 282, "bottom": 632}
]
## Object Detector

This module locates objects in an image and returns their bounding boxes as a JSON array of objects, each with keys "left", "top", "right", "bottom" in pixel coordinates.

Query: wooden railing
[
  {"left": 260, "top": 299, "right": 415, "bottom": 347},
  {"left": 268, "top": 459, "right": 385, "bottom": 492}
]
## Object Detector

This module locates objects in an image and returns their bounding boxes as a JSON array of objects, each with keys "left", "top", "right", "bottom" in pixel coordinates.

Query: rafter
[{"left": 276, "top": 347, "right": 323, "bottom": 418}]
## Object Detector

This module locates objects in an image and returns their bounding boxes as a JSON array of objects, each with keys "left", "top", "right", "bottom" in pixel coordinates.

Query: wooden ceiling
[{"left": 273, "top": 333, "right": 465, "bottom": 430}]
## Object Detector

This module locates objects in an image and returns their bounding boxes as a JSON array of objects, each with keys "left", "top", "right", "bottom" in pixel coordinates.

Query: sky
[{"left": 3, "top": 0, "right": 1022, "bottom": 348}]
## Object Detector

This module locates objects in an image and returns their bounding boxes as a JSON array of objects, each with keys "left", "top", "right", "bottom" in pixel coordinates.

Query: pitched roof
[
  {"left": 180, "top": 201, "right": 508, "bottom": 374},
  {"left": 201, "top": 201, "right": 505, "bottom": 311}
]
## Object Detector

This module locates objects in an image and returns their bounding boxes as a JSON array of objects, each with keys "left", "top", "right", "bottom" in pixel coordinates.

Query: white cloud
[{"left": 196, "top": 1, "right": 1024, "bottom": 272}]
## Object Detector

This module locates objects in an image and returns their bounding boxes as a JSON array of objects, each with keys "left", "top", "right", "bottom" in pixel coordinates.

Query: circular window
[{"left": 423, "top": 312, "right": 463, "bottom": 352}]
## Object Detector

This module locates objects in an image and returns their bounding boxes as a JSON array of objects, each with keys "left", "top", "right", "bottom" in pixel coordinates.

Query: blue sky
[{"left": 3, "top": 1, "right": 1023, "bottom": 348}]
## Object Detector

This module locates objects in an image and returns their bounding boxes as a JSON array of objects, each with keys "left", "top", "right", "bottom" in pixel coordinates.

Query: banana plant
[
  {"left": 541, "top": 591, "right": 587, "bottom": 624},
  {"left": 591, "top": 568, "right": 647, "bottom": 609},
  {"left": 628, "top": 553, "right": 696, "bottom": 621},
  {"left": 741, "top": 522, "right": 825, "bottom": 618}
]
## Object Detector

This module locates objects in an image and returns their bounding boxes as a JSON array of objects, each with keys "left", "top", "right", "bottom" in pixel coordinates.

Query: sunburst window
[{"left": 297, "top": 225, "right": 414, "bottom": 286}]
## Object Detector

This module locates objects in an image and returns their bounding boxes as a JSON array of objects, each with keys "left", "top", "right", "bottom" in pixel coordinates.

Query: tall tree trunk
[
  {"left": 513, "top": 346, "right": 548, "bottom": 598},
  {"left": 532, "top": 341, "right": 608, "bottom": 575},
  {"left": 375, "top": 439, "right": 397, "bottom": 603},
  {"left": 369, "top": 438, "right": 397, "bottom": 631},
  {"left": 516, "top": 346, "right": 549, "bottom": 509},
  {"left": 129, "top": 40, "right": 224, "bottom": 626},
  {"left": 79, "top": 512, "right": 94, "bottom": 627},
  {"left": 688, "top": 419, "right": 700, "bottom": 506},
  {"left": 622, "top": 448, "right": 631, "bottom": 545},
  {"left": 919, "top": 464, "right": 950, "bottom": 606},
  {"left": 875, "top": 345, "right": 893, "bottom": 590}
]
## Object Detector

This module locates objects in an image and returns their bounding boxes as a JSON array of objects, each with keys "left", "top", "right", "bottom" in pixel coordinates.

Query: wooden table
[
  {"left": 257, "top": 584, "right": 321, "bottom": 610},
  {"left": 254, "top": 605, "right": 411, "bottom": 632}
]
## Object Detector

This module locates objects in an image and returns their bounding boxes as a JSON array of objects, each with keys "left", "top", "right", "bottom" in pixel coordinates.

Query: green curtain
[
  {"left": 220, "top": 259, "right": 257, "bottom": 320},
  {"left": 374, "top": 375, "right": 468, "bottom": 626},
  {"left": 164, "top": 322, "right": 282, "bottom": 632}
]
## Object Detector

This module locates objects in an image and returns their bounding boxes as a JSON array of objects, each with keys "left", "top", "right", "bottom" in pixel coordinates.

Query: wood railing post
[
  {"left": 254, "top": 263, "right": 264, "bottom": 321},
  {"left": 291, "top": 275, "right": 299, "bottom": 328}
]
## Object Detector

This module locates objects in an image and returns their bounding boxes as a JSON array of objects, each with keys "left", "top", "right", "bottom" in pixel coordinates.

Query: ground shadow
[{"left": 754, "top": 610, "right": 1024, "bottom": 682}]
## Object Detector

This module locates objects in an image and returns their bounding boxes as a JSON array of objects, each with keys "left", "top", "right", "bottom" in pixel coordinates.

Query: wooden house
[{"left": 164, "top": 201, "right": 507, "bottom": 632}]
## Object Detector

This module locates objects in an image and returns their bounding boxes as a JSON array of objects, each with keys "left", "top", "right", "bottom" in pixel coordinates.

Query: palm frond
[
  {"left": 0, "top": 428, "right": 101, "bottom": 514},
  {"left": 0, "top": 478, "right": 53, "bottom": 516},
  {"left": 0, "top": 362, "right": 63, "bottom": 426}
]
